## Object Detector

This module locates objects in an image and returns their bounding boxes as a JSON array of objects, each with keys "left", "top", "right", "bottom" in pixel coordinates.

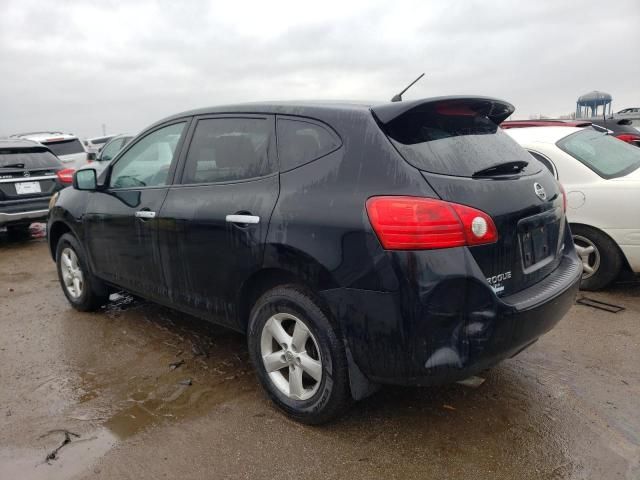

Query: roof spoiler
[{"left": 371, "top": 96, "right": 516, "bottom": 126}]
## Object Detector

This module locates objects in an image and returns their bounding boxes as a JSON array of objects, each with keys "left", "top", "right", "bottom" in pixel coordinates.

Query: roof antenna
[{"left": 391, "top": 73, "right": 425, "bottom": 102}]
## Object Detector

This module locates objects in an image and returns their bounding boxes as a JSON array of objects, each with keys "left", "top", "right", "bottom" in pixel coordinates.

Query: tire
[
  {"left": 571, "top": 224, "right": 622, "bottom": 291},
  {"left": 55, "top": 233, "right": 109, "bottom": 311},
  {"left": 247, "top": 285, "right": 352, "bottom": 424}
]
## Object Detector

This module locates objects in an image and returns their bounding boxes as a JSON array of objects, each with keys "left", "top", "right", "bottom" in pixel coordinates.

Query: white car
[
  {"left": 10, "top": 131, "right": 88, "bottom": 169},
  {"left": 506, "top": 126, "right": 640, "bottom": 289},
  {"left": 84, "top": 135, "right": 116, "bottom": 155}
]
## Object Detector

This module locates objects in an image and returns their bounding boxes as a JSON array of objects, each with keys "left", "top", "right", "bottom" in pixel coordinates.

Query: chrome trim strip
[
  {"left": 0, "top": 209, "right": 49, "bottom": 223},
  {"left": 0, "top": 175, "right": 57, "bottom": 184}
]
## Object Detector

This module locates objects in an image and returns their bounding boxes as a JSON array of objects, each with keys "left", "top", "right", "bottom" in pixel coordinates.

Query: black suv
[
  {"left": 1, "top": 139, "right": 73, "bottom": 235},
  {"left": 48, "top": 97, "right": 582, "bottom": 423}
]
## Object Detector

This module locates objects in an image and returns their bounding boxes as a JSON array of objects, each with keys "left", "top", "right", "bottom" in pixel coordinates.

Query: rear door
[
  {"left": 158, "top": 115, "right": 278, "bottom": 327},
  {"left": 373, "top": 98, "right": 566, "bottom": 296},
  {"left": 84, "top": 121, "right": 189, "bottom": 298}
]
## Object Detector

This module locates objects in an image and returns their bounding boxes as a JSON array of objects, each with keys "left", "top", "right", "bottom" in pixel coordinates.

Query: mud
[{"left": 1, "top": 229, "right": 639, "bottom": 479}]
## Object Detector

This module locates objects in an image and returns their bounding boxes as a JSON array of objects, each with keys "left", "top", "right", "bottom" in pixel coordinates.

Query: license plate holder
[
  {"left": 520, "top": 225, "right": 551, "bottom": 269},
  {"left": 15, "top": 181, "right": 42, "bottom": 195}
]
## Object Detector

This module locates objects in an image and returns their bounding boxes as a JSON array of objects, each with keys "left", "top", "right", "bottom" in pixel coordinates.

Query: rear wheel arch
[{"left": 237, "top": 266, "right": 338, "bottom": 334}]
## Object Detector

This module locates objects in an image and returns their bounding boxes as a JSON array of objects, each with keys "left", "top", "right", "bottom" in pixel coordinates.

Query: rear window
[
  {"left": 43, "top": 139, "right": 85, "bottom": 156},
  {"left": 0, "top": 148, "right": 62, "bottom": 169},
  {"left": 383, "top": 112, "right": 536, "bottom": 177},
  {"left": 556, "top": 129, "right": 640, "bottom": 179}
]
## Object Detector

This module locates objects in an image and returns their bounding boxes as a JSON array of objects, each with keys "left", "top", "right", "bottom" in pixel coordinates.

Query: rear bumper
[
  {"left": 322, "top": 251, "right": 582, "bottom": 386},
  {"left": 0, "top": 208, "right": 49, "bottom": 226}
]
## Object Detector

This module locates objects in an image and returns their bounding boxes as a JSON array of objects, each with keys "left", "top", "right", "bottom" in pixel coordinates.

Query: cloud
[{"left": 1, "top": 0, "right": 638, "bottom": 137}]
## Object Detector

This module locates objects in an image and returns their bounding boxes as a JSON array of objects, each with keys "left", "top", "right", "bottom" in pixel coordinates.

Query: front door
[
  {"left": 84, "top": 121, "right": 189, "bottom": 298},
  {"left": 158, "top": 115, "right": 279, "bottom": 327}
]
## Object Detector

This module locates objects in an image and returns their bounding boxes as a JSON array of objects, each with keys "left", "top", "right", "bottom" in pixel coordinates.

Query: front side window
[
  {"left": 277, "top": 118, "right": 341, "bottom": 171},
  {"left": 110, "top": 122, "right": 185, "bottom": 188},
  {"left": 556, "top": 128, "right": 640, "bottom": 179},
  {"left": 100, "top": 138, "right": 125, "bottom": 162},
  {"left": 182, "top": 117, "right": 273, "bottom": 184}
]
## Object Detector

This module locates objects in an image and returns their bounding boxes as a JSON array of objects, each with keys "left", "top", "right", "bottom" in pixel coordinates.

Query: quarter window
[
  {"left": 182, "top": 117, "right": 273, "bottom": 184},
  {"left": 277, "top": 118, "right": 341, "bottom": 171},
  {"left": 110, "top": 122, "right": 185, "bottom": 188}
]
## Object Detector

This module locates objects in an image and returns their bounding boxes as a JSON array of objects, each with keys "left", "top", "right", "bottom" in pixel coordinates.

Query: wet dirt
[{"left": 1, "top": 230, "right": 639, "bottom": 479}]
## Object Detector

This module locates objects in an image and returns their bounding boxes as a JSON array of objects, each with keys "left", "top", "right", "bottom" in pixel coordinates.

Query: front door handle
[
  {"left": 135, "top": 210, "right": 156, "bottom": 219},
  {"left": 225, "top": 214, "right": 260, "bottom": 225}
]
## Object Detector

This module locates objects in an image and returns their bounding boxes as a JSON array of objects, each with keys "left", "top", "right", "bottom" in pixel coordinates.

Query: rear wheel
[
  {"left": 247, "top": 285, "right": 351, "bottom": 424},
  {"left": 56, "top": 233, "right": 109, "bottom": 311},
  {"left": 572, "top": 225, "right": 622, "bottom": 291}
]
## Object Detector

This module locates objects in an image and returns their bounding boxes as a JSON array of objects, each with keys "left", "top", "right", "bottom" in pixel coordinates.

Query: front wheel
[
  {"left": 572, "top": 224, "right": 622, "bottom": 291},
  {"left": 56, "top": 233, "right": 109, "bottom": 311},
  {"left": 247, "top": 285, "right": 352, "bottom": 424}
]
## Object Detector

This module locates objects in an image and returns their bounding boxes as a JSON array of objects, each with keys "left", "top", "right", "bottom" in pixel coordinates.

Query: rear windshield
[
  {"left": 556, "top": 129, "right": 640, "bottom": 179},
  {"left": 383, "top": 112, "right": 537, "bottom": 177},
  {"left": 43, "top": 138, "right": 85, "bottom": 156},
  {"left": 0, "top": 148, "right": 62, "bottom": 168}
]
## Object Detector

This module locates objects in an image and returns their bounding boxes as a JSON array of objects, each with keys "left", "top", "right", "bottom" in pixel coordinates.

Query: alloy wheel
[
  {"left": 60, "top": 247, "right": 84, "bottom": 298},
  {"left": 574, "top": 234, "right": 600, "bottom": 280},
  {"left": 260, "top": 312, "right": 323, "bottom": 400}
]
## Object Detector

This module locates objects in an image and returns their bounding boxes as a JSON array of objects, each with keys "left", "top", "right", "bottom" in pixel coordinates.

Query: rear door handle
[
  {"left": 225, "top": 214, "right": 260, "bottom": 225},
  {"left": 135, "top": 210, "right": 156, "bottom": 219}
]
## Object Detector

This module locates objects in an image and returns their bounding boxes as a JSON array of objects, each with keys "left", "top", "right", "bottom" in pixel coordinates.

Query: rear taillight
[
  {"left": 56, "top": 168, "right": 75, "bottom": 185},
  {"left": 615, "top": 134, "right": 640, "bottom": 144},
  {"left": 559, "top": 183, "right": 567, "bottom": 212},
  {"left": 366, "top": 196, "right": 498, "bottom": 250}
]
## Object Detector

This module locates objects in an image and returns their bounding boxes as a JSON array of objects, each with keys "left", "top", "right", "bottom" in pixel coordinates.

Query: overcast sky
[{"left": 1, "top": 0, "right": 638, "bottom": 138}]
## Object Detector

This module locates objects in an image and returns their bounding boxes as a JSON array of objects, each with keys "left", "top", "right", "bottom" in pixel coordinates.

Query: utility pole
[{"left": 102, "top": 123, "right": 106, "bottom": 136}]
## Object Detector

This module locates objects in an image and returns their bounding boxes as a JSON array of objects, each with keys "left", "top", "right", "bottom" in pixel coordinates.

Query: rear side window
[
  {"left": 556, "top": 129, "right": 640, "bottom": 179},
  {"left": 277, "top": 118, "right": 341, "bottom": 171},
  {"left": 43, "top": 139, "right": 85, "bottom": 156},
  {"left": 383, "top": 111, "right": 535, "bottom": 177},
  {"left": 0, "top": 148, "right": 61, "bottom": 168},
  {"left": 182, "top": 117, "right": 273, "bottom": 184}
]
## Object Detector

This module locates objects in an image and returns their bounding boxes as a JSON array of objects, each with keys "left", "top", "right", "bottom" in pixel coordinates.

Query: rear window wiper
[
  {"left": 472, "top": 160, "right": 528, "bottom": 178},
  {"left": 0, "top": 163, "right": 25, "bottom": 169}
]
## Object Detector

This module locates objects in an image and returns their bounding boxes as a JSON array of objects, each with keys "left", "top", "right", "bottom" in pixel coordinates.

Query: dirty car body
[{"left": 48, "top": 97, "right": 582, "bottom": 421}]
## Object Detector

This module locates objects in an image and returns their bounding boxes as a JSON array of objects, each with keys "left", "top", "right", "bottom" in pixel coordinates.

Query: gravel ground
[{"left": 0, "top": 230, "right": 638, "bottom": 479}]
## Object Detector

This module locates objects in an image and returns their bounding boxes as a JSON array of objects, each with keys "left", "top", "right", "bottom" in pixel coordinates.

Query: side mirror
[
  {"left": 73, "top": 169, "right": 98, "bottom": 191},
  {"left": 87, "top": 152, "right": 97, "bottom": 161}
]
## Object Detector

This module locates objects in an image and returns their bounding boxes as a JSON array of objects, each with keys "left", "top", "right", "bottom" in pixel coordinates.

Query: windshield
[
  {"left": 43, "top": 138, "right": 85, "bottom": 156},
  {"left": 0, "top": 148, "right": 62, "bottom": 168},
  {"left": 383, "top": 111, "right": 538, "bottom": 177},
  {"left": 556, "top": 129, "right": 640, "bottom": 179}
]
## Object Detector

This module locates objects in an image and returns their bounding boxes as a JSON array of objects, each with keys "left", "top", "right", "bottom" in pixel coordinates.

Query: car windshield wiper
[
  {"left": 0, "top": 163, "right": 25, "bottom": 169},
  {"left": 472, "top": 160, "right": 528, "bottom": 178}
]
